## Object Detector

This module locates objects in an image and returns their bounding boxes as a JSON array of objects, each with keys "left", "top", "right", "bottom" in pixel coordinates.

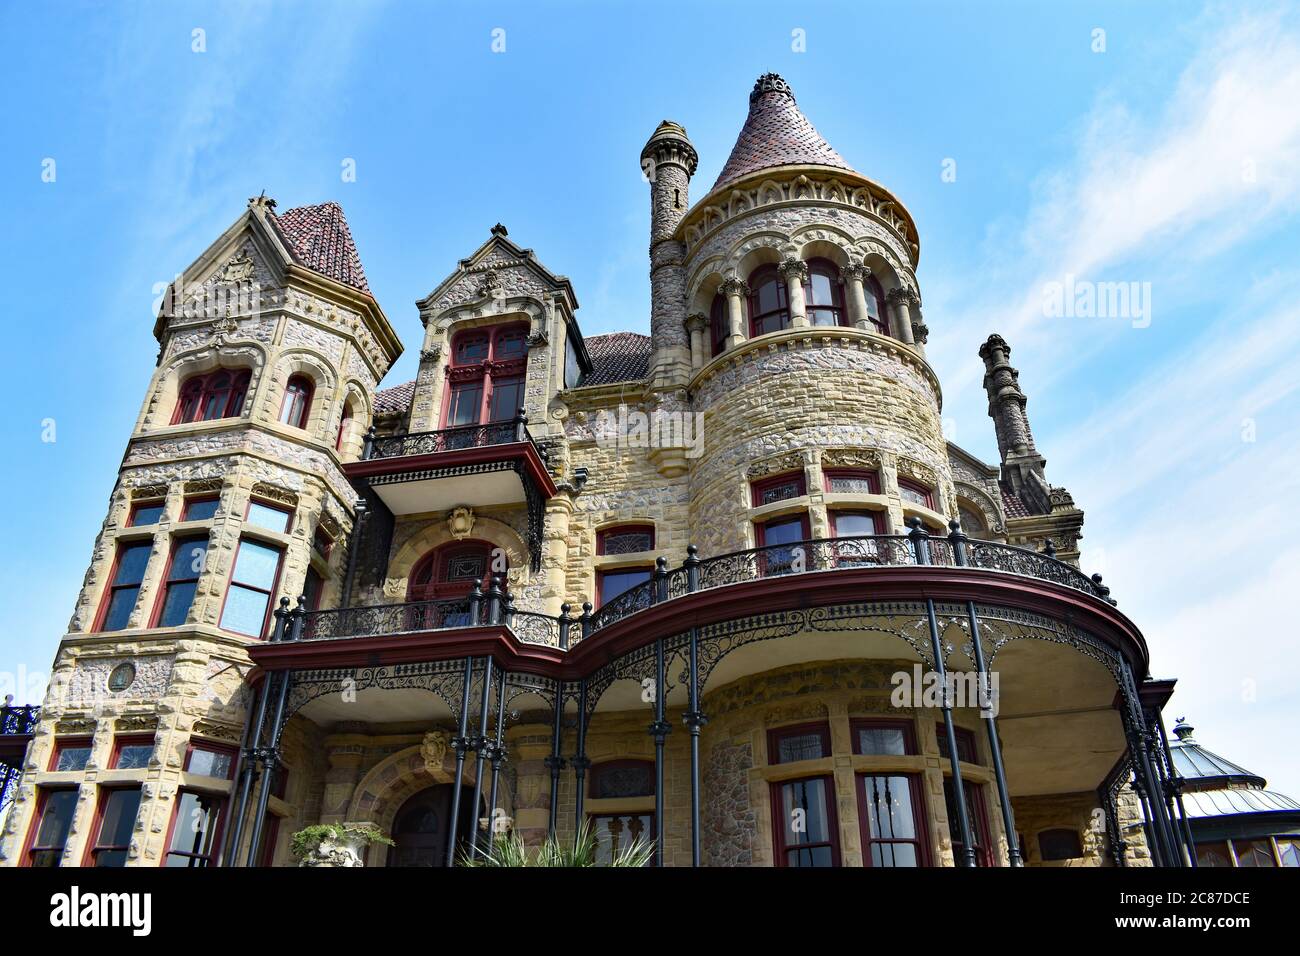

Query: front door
[{"left": 387, "top": 785, "right": 477, "bottom": 867}]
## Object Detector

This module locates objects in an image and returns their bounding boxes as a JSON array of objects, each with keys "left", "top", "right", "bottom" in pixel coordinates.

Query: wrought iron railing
[
  {"left": 288, "top": 525, "right": 1114, "bottom": 650},
  {"left": 1, "top": 702, "right": 40, "bottom": 736},
  {"left": 362, "top": 411, "right": 545, "bottom": 462}
]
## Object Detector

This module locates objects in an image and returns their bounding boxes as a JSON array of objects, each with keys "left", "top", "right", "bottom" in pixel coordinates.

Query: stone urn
[{"left": 293, "top": 823, "right": 390, "bottom": 868}]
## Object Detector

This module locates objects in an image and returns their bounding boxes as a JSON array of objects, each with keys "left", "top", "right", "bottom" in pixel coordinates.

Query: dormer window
[
  {"left": 172, "top": 369, "right": 251, "bottom": 425},
  {"left": 444, "top": 323, "right": 529, "bottom": 428}
]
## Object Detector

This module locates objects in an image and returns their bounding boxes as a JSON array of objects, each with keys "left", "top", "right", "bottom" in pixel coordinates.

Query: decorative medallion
[{"left": 107, "top": 662, "right": 136, "bottom": 693}]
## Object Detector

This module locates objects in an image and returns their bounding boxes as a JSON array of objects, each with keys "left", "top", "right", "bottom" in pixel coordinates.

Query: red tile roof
[
  {"left": 272, "top": 201, "right": 371, "bottom": 294},
  {"left": 712, "top": 73, "right": 856, "bottom": 193},
  {"left": 374, "top": 379, "right": 415, "bottom": 416},
  {"left": 582, "top": 332, "right": 651, "bottom": 386},
  {"left": 1000, "top": 488, "right": 1032, "bottom": 518}
]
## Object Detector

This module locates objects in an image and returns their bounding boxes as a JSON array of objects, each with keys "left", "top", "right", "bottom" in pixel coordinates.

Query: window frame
[
  {"left": 109, "top": 734, "right": 156, "bottom": 770},
  {"left": 898, "top": 477, "right": 936, "bottom": 511},
  {"left": 218, "top": 537, "right": 285, "bottom": 638},
  {"left": 856, "top": 771, "right": 930, "bottom": 867},
  {"left": 48, "top": 736, "right": 93, "bottom": 772},
  {"left": 162, "top": 788, "right": 229, "bottom": 868},
  {"left": 936, "top": 725, "right": 981, "bottom": 765},
  {"left": 441, "top": 322, "right": 530, "bottom": 429},
  {"left": 150, "top": 534, "right": 208, "bottom": 628},
  {"left": 587, "top": 759, "right": 656, "bottom": 800},
  {"left": 94, "top": 539, "right": 153, "bottom": 633},
  {"left": 709, "top": 292, "right": 729, "bottom": 357},
  {"left": 596, "top": 524, "right": 656, "bottom": 556},
  {"left": 751, "top": 471, "right": 807, "bottom": 508},
  {"left": 769, "top": 774, "right": 842, "bottom": 868},
  {"left": 746, "top": 264, "right": 791, "bottom": 337},
  {"left": 595, "top": 566, "right": 654, "bottom": 609},
  {"left": 823, "top": 468, "right": 881, "bottom": 495},
  {"left": 22, "top": 787, "right": 79, "bottom": 867},
  {"left": 1037, "top": 827, "right": 1084, "bottom": 862},
  {"left": 183, "top": 739, "right": 239, "bottom": 780},
  {"left": 244, "top": 498, "right": 293, "bottom": 534},
  {"left": 755, "top": 513, "right": 811, "bottom": 549},
  {"left": 278, "top": 374, "right": 315, "bottom": 430},
  {"left": 829, "top": 510, "right": 884, "bottom": 538},
  {"left": 767, "top": 721, "right": 832, "bottom": 765},
  {"left": 850, "top": 718, "right": 918, "bottom": 756},
  {"left": 127, "top": 500, "right": 166, "bottom": 528},
  {"left": 943, "top": 778, "right": 993, "bottom": 867},
  {"left": 171, "top": 368, "right": 251, "bottom": 425},
  {"left": 181, "top": 496, "right": 220, "bottom": 522},
  {"left": 588, "top": 812, "right": 656, "bottom": 866},
  {"left": 82, "top": 785, "right": 143, "bottom": 867},
  {"left": 803, "top": 257, "right": 847, "bottom": 327},
  {"left": 865, "top": 275, "right": 890, "bottom": 336}
]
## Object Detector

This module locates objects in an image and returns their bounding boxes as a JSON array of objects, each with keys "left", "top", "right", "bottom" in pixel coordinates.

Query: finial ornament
[{"left": 750, "top": 73, "right": 795, "bottom": 104}]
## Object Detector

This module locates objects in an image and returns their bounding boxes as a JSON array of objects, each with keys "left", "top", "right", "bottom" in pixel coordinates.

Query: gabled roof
[
  {"left": 271, "top": 201, "right": 371, "bottom": 294},
  {"left": 417, "top": 223, "right": 578, "bottom": 316},
  {"left": 712, "top": 73, "right": 856, "bottom": 193}
]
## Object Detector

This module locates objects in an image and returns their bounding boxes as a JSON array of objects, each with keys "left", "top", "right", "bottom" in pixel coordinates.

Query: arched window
[
  {"left": 864, "top": 276, "right": 889, "bottom": 336},
  {"left": 407, "top": 540, "right": 502, "bottom": 602},
  {"left": 443, "top": 324, "right": 529, "bottom": 428},
  {"left": 336, "top": 399, "right": 355, "bottom": 452},
  {"left": 709, "top": 292, "right": 728, "bottom": 357},
  {"left": 958, "top": 505, "right": 985, "bottom": 536},
  {"left": 279, "top": 375, "right": 313, "bottom": 429},
  {"left": 747, "top": 265, "right": 790, "bottom": 337},
  {"left": 171, "top": 369, "right": 251, "bottom": 425},
  {"left": 804, "top": 258, "right": 845, "bottom": 327}
]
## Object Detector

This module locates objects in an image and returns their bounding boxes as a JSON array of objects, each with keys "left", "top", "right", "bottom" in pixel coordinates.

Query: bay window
[
  {"left": 172, "top": 369, "right": 250, "bottom": 425},
  {"left": 858, "top": 774, "right": 927, "bottom": 867},
  {"left": 154, "top": 537, "right": 207, "bottom": 627},
  {"left": 804, "top": 258, "right": 846, "bottom": 327},
  {"left": 220, "top": 539, "right": 283, "bottom": 637},
  {"left": 85, "top": 787, "right": 142, "bottom": 867},
  {"left": 443, "top": 323, "right": 530, "bottom": 429}
]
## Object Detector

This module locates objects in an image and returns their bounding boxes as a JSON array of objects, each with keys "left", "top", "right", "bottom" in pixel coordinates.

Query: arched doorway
[
  {"left": 387, "top": 784, "right": 476, "bottom": 867},
  {"left": 406, "top": 540, "right": 505, "bottom": 627}
]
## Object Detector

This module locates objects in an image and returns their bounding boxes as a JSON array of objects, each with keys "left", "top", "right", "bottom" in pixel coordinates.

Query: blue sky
[{"left": 2, "top": 1, "right": 1298, "bottom": 796}]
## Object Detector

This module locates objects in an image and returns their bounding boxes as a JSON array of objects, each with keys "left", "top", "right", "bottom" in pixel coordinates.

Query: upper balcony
[{"left": 1, "top": 701, "right": 40, "bottom": 773}]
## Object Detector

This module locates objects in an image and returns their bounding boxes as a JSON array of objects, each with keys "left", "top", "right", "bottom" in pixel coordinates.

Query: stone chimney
[{"left": 980, "top": 333, "right": 1051, "bottom": 513}]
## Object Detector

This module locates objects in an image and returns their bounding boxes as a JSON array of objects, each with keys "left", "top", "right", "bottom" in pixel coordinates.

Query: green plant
[
  {"left": 289, "top": 823, "right": 394, "bottom": 860},
  {"left": 460, "top": 822, "right": 654, "bottom": 867}
]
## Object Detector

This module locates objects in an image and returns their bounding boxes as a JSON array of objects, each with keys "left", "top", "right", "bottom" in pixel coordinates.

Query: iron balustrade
[
  {"left": 291, "top": 529, "right": 1114, "bottom": 648},
  {"left": 0, "top": 703, "right": 40, "bottom": 736},
  {"left": 362, "top": 411, "right": 545, "bottom": 463}
]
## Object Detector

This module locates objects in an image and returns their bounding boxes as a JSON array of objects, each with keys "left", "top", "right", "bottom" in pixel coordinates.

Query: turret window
[
  {"left": 898, "top": 478, "right": 935, "bottom": 510},
  {"left": 864, "top": 275, "right": 889, "bottom": 336},
  {"left": 172, "top": 369, "right": 251, "bottom": 425},
  {"left": 709, "top": 293, "right": 728, "bottom": 357},
  {"left": 278, "top": 375, "right": 313, "bottom": 430},
  {"left": 97, "top": 541, "right": 152, "bottom": 632},
  {"left": 804, "top": 258, "right": 846, "bottom": 327},
  {"left": 220, "top": 539, "right": 283, "bottom": 637},
  {"left": 153, "top": 537, "right": 208, "bottom": 627},
  {"left": 747, "top": 265, "right": 790, "bottom": 336}
]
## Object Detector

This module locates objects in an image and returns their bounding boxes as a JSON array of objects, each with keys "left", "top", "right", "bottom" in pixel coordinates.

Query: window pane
[
  {"left": 114, "top": 744, "right": 153, "bottom": 770},
  {"left": 447, "top": 383, "right": 483, "bottom": 426},
  {"left": 834, "top": 513, "right": 879, "bottom": 537},
  {"left": 757, "top": 476, "right": 804, "bottom": 505},
  {"left": 246, "top": 502, "right": 291, "bottom": 533},
  {"left": 129, "top": 504, "right": 164, "bottom": 526},
  {"left": 827, "top": 473, "right": 878, "bottom": 494},
  {"left": 1235, "top": 840, "right": 1277, "bottom": 867},
  {"left": 900, "top": 483, "right": 931, "bottom": 506},
  {"left": 232, "top": 540, "right": 281, "bottom": 589},
  {"left": 494, "top": 330, "right": 527, "bottom": 360},
  {"left": 97, "top": 790, "right": 142, "bottom": 849},
  {"left": 856, "top": 727, "right": 908, "bottom": 755},
  {"left": 166, "top": 791, "right": 225, "bottom": 866},
  {"left": 761, "top": 518, "right": 805, "bottom": 547},
  {"left": 183, "top": 498, "right": 220, "bottom": 521},
  {"left": 871, "top": 842, "right": 918, "bottom": 867},
  {"left": 1196, "top": 841, "right": 1233, "bottom": 867},
  {"left": 592, "top": 814, "right": 652, "bottom": 865},
  {"left": 168, "top": 539, "right": 207, "bottom": 579},
  {"left": 456, "top": 335, "right": 489, "bottom": 364},
  {"left": 101, "top": 587, "right": 140, "bottom": 632},
  {"left": 599, "top": 569, "right": 651, "bottom": 605},
  {"left": 220, "top": 585, "right": 270, "bottom": 636},
  {"left": 187, "top": 746, "right": 234, "bottom": 779},
  {"left": 55, "top": 745, "right": 91, "bottom": 772},
  {"left": 863, "top": 775, "right": 918, "bottom": 840},
  {"left": 601, "top": 531, "right": 653, "bottom": 554},
  {"left": 809, "top": 272, "right": 834, "bottom": 305},
  {"left": 590, "top": 764, "right": 655, "bottom": 799},
  {"left": 780, "top": 778, "right": 831, "bottom": 844},
  {"left": 776, "top": 732, "right": 826, "bottom": 763},
  {"left": 34, "top": 790, "right": 78, "bottom": 851},
  {"left": 158, "top": 581, "right": 198, "bottom": 627},
  {"left": 488, "top": 378, "right": 525, "bottom": 422},
  {"left": 113, "top": 543, "right": 152, "bottom": 585}
]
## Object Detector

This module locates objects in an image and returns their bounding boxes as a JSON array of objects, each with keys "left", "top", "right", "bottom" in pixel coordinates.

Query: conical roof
[
  {"left": 272, "top": 201, "right": 371, "bottom": 294},
  {"left": 1167, "top": 717, "right": 1300, "bottom": 822},
  {"left": 711, "top": 73, "right": 856, "bottom": 193}
]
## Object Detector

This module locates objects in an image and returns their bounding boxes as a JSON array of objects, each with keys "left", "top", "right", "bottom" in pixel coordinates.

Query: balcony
[{"left": 1, "top": 702, "right": 39, "bottom": 807}]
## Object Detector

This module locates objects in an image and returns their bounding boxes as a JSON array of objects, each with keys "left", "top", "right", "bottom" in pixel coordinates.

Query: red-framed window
[
  {"left": 850, "top": 719, "right": 917, "bottom": 756},
  {"left": 152, "top": 536, "right": 208, "bottom": 628},
  {"left": 936, "top": 725, "right": 980, "bottom": 764},
  {"left": 755, "top": 513, "right": 811, "bottom": 576},
  {"left": 127, "top": 501, "right": 165, "bottom": 527},
  {"left": 596, "top": 567, "right": 653, "bottom": 608},
  {"left": 49, "top": 737, "right": 93, "bottom": 772},
  {"left": 944, "top": 779, "right": 992, "bottom": 867},
  {"left": 245, "top": 499, "right": 292, "bottom": 533},
  {"left": 442, "top": 323, "right": 530, "bottom": 428},
  {"left": 182, "top": 496, "right": 220, "bottom": 522},
  {"left": 588, "top": 760, "right": 655, "bottom": 799},
  {"left": 829, "top": 510, "right": 883, "bottom": 538},
  {"left": 898, "top": 477, "right": 935, "bottom": 510},
  {"left": 864, "top": 275, "right": 889, "bottom": 335},
  {"left": 96, "top": 540, "right": 152, "bottom": 632},
  {"left": 709, "top": 292, "right": 728, "bottom": 356},
  {"left": 804, "top": 258, "right": 846, "bottom": 327},
  {"left": 408, "top": 540, "right": 499, "bottom": 602},
  {"left": 858, "top": 773, "right": 928, "bottom": 867},
  {"left": 278, "top": 374, "right": 314, "bottom": 429},
  {"left": 823, "top": 468, "right": 880, "bottom": 495},
  {"left": 590, "top": 813, "right": 654, "bottom": 865},
  {"left": 184, "top": 740, "right": 238, "bottom": 779},
  {"left": 172, "top": 369, "right": 251, "bottom": 425},
  {"left": 771, "top": 775, "right": 840, "bottom": 867},
  {"left": 23, "top": 788, "right": 78, "bottom": 867},
  {"left": 219, "top": 538, "right": 284, "bottom": 637},
  {"left": 302, "top": 566, "right": 325, "bottom": 611},
  {"left": 596, "top": 525, "right": 655, "bottom": 555},
  {"left": 110, "top": 735, "right": 155, "bottom": 770},
  {"left": 164, "top": 789, "right": 228, "bottom": 867},
  {"left": 751, "top": 471, "right": 806, "bottom": 507},
  {"left": 313, "top": 527, "right": 334, "bottom": 560},
  {"left": 83, "top": 786, "right": 142, "bottom": 867},
  {"left": 768, "top": 722, "right": 832, "bottom": 764},
  {"left": 747, "top": 264, "right": 790, "bottom": 337}
]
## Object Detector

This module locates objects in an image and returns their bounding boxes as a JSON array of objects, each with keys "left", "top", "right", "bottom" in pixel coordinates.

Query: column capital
[
  {"left": 720, "top": 276, "right": 750, "bottom": 298},
  {"left": 685, "top": 312, "right": 709, "bottom": 332},
  {"left": 842, "top": 262, "right": 871, "bottom": 282},
  {"left": 887, "top": 285, "right": 918, "bottom": 307},
  {"left": 778, "top": 257, "right": 808, "bottom": 281}
]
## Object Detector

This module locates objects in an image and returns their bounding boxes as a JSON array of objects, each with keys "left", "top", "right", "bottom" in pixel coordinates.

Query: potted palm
[{"left": 461, "top": 822, "right": 654, "bottom": 867}]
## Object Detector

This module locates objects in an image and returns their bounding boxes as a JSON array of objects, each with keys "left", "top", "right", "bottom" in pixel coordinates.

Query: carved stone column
[
  {"left": 721, "top": 277, "right": 748, "bottom": 348},
  {"left": 887, "top": 287, "right": 917, "bottom": 345},
  {"left": 685, "top": 313, "right": 709, "bottom": 369},
  {"left": 843, "top": 263, "right": 872, "bottom": 331},
  {"left": 780, "top": 258, "right": 809, "bottom": 327}
]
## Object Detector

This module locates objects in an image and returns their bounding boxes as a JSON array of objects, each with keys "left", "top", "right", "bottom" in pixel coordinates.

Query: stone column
[
  {"left": 541, "top": 495, "right": 574, "bottom": 616},
  {"left": 685, "top": 313, "right": 708, "bottom": 369},
  {"left": 721, "top": 277, "right": 748, "bottom": 348},
  {"left": 887, "top": 287, "right": 917, "bottom": 344},
  {"left": 780, "top": 258, "right": 809, "bottom": 327},
  {"left": 843, "top": 263, "right": 872, "bottom": 331}
]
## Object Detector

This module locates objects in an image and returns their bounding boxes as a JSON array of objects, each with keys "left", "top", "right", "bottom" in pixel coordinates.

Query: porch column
[
  {"left": 1119, "top": 659, "right": 1179, "bottom": 866},
  {"left": 842, "top": 263, "right": 872, "bottom": 331},
  {"left": 572, "top": 680, "right": 591, "bottom": 840},
  {"left": 486, "top": 668, "right": 509, "bottom": 849},
  {"left": 910, "top": 519, "right": 977, "bottom": 867},
  {"left": 467, "top": 656, "right": 495, "bottom": 858},
  {"left": 780, "top": 258, "right": 809, "bottom": 327},
  {"left": 682, "top": 546, "right": 706, "bottom": 867},
  {"left": 948, "top": 522, "right": 1023, "bottom": 866},
  {"left": 685, "top": 313, "right": 708, "bottom": 369},
  {"left": 648, "top": 559, "right": 671, "bottom": 867},
  {"left": 545, "top": 674, "right": 567, "bottom": 840},
  {"left": 446, "top": 655, "right": 476, "bottom": 867},
  {"left": 721, "top": 277, "right": 748, "bottom": 349}
]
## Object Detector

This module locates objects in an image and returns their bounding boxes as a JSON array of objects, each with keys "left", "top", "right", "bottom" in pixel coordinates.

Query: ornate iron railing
[
  {"left": 0, "top": 703, "right": 39, "bottom": 737},
  {"left": 292, "top": 527, "right": 1113, "bottom": 649},
  {"left": 363, "top": 411, "right": 544, "bottom": 462}
]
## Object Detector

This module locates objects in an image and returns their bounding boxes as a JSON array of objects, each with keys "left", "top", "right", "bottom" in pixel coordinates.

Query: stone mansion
[{"left": 1, "top": 73, "right": 1204, "bottom": 869}]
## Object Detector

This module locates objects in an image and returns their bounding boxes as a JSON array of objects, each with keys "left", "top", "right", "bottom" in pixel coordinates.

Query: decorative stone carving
[
  {"left": 448, "top": 506, "right": 475, "bottom": 540},
  {"left": 421, "top": 730, "right": 449, "bottom": 774},
  {"left": 220, "top": 253, "right": 256, "bottom": 283},
  {"left": 778, "top": 257, "right": 808, "bottom": 282}
]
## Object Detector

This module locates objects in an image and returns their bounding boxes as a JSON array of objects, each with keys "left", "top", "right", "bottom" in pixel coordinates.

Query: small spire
[
  {"left": 1173, "top": 716, "right": 1195, "bottom": 741},
  {"left": 491, "top": 223, "right": 508, "bottom": 237},
  {"left": 750, "top": 72, "right": 796, "bottom": 104}
]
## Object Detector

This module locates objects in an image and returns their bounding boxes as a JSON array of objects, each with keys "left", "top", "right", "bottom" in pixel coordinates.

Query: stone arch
[
  {"left": 793, "top": 234, "right": 854, "bottom": 272},
  {"left": 332, "top": 379, "right": 372, "bottom": 461},
  {"left": 141, "top": 341, "right": 268, "bottom": 430},
  {"left": 686, "top": 266, "right": 727, "bottom": 317},
  {"left": 730, "top": 233, "right": 788, "bottom": 281},
  {"left": 954, "top": 483, "right": 1005, "bottom": 535},
  {"left": 384, "top": 515, "right": 530, "bottom": 599},
  {"left": 262, "top": 348, "right": 338, "bottom": 442}
]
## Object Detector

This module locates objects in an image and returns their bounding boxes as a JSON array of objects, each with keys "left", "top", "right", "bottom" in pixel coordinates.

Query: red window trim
[
  {"left": 856, "top": 771, "right": 931, "bottom": 867},
  {"left": 183, "top": 739, "right": 239, "bottom": 779},
  {"left": 769, "top": 774, "right": 842, "bottom": 868},
  {"left": 81, "top": 785, "right": 143, "bottom": 867},
  {"left": 21, "top": 786, "right": 78, "bottom": 867},
  {"left": 278, "top": 374, "right": 314, "bottom": 430},
  {"left": 587, "top": 758, "right": 656, "bottom": 799},
  {"left": 407, "top": 540, "right": 501, "bottom": 602},
  {"left": 93, "top": 539, "right": 152, "bottom": 633},
  {"left": 709, "top": 292, "right": 728, "bottom": 356},
  {"left": 148, "top": 535, "right": 207, "bottom": 628},
  {"left": 109, "top": 734, "right": 156, "bottom": 770},
  {"left": 595, "top": 566, "right": 654, "bottom": 609},
  {"left": 171, "top": 368, "right": 251, "bottom": 425},
  {"left": 595, "top": 524, "right": 656, "bottom": 555},
  {"left": 804, "top": 257, "right": 847, "bottom": 327},
  {"left": 259, "top": 812, "right": 282, "bottom": 867},
  {"left": 849, "top": 718, "right": 918, "bottom": 756},
  {"left": 162, "top": 788, "right": 230, "bottom": 868},
  {"left": 244, "top": 498, "right": 293, "bottom": 534},
  {"left": 898, "top": 477, "right": 935, "bottom": 511},
  {"left": 865, "top": 275, "right": 890, "bottom": 336},
  {"left": 441, "top": 323, "right": 530, "bottom": 429},
  {"left": 823, "top": 468, "right": 881, "bottom": 495},
  {"left": 217, "top": 537, "right": 285, "bottom": 639},
  {"left": 181, "top": 495, "right": 220, "bottom": 522},
  {"left": 751, "top": 471, "right": 807, "bottom": 508},
  {"left": 945, "top": 778, "right": 994, "bottom": 867},
  {"left": 127, "top": 500, "right": 166, "bottom": 527},
  {"left": 48, "top": 736, "right": 93, "bottom": 772},
  {"left": 936, "top": 724, "right": 980, "bottom": 765},
  {"left": 829, "top": 510, "right": 883, "bottom": 538},
  {"left": 747, "top": 264, "right": 791, "bottom": 338},
  {"left": 767, "top": 721, "right": 832, "bottom": 765},
  {"left": 754, "top": 512, "right": 811, "bottom": 548}
]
